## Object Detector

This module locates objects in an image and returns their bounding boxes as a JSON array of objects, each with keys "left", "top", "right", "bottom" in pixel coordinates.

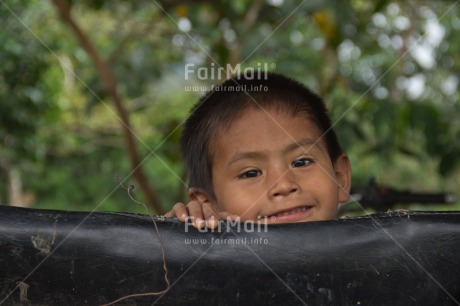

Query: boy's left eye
[
  {"left": 239, "top": 169, "right": 262, "bottom": 179},
  {"left": 292, "top": 158, "right": 312, "bottom": 168}
]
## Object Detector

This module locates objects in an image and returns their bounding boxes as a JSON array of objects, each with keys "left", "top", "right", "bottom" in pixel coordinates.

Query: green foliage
[{"left": 0, "top": 0, "right": 459, "bottom": 213}]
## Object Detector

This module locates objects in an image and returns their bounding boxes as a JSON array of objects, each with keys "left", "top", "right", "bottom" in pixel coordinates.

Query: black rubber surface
[{"left": 1, "top": 206, "right": 459, "bottom": 305}]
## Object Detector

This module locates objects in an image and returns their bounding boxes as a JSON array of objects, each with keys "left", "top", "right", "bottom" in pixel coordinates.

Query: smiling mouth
[{"left": 265, "top": 205, "right": 313, "bottom": 220}]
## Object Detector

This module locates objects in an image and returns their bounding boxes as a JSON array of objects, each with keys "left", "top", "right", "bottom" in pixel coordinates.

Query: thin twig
[{"left": 102, "top": 175, "right": 171, "bottom": 306}]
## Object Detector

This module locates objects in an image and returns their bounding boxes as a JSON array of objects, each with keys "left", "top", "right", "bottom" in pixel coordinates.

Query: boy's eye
[
  {"left": 239, "top": 169, "right": 262, "bottom": 178},
  {"left": 292, "top": 158, "right": 312, "bottom": 168}
]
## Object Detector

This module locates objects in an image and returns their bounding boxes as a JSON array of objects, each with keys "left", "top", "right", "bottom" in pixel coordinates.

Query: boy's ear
[
  {"left": 187, "top": 187, "right": 215, "bottom": 205},
  {"left": 334, "top": 154, "right": 352, "bottom": 203}
]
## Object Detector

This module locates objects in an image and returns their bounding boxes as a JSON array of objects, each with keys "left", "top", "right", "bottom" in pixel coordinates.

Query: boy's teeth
[{"left": 276, "top": 206, "right": 307, "bottom": 217}]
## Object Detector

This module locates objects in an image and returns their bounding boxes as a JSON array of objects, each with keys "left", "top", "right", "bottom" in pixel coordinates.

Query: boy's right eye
[{"left": 239, "top": 169, "right": 261, "bottom": 179}]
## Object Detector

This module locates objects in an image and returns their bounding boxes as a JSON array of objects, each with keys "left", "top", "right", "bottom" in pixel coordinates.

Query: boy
[{"left": 165, "top": 73, "right": 351, "bottom": 229}]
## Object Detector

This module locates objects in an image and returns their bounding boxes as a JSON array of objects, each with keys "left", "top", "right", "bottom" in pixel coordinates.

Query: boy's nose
[{"left": 267, "top": 170, "right": 300, "bottom": 199}]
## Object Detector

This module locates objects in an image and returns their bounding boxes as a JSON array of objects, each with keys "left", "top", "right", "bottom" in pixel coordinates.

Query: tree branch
[
  {"left": 229, "top": 0, "right": 264, "bottom": 66},
  {"left": 51, "top": 0, "right": 164, "bottom": 214}
]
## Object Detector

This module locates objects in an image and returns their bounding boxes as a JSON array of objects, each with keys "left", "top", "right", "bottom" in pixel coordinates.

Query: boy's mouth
[{"left": 264, "top": 205, "right": 313, "bottom": 223}]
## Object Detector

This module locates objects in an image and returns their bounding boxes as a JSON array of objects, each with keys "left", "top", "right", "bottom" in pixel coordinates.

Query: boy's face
[{"left": 197, "top": 107, "right": 351, "bottom": 224}]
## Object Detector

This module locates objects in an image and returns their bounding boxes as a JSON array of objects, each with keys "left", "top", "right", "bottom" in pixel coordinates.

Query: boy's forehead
[
  {"left": 222, "top": 106, "right": 320, "bottom": 133},
  {"left": 214, "top": 108, "right": 327, "bottom": 154}
]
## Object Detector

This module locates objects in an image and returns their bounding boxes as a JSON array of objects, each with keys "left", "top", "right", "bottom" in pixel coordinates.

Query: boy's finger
[
  {"left": 202, "top": 203, "right": 219, "bottom": 229},
  {"left": 186, "top": 200, "right": 205, "bottom": 229},
  {"left": 164, "top": 211, "right": 174, "bottom": 217},
  {"left": 165, "top": 202, "right": 188, "bottom": 221}
]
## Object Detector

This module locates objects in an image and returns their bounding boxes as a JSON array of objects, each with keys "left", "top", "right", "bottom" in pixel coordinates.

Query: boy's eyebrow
[
  {"left": 227, "top": 138, "right": 320, "bottom": 167},
  {"left": 227, "top": 151, "right": 266, "bottom": 167},
  {"left": 283, "top": 138, "right": 319, "bottom": 154}
]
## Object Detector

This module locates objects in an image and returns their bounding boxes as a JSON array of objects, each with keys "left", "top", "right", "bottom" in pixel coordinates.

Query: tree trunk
[{"left": 0, "top": 157, "right": 33, "bottom": 207}]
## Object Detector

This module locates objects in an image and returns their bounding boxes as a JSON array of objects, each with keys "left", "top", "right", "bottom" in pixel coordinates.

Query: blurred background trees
[{"left": 0, "top": 0, "right": 459, "bottom": 214}]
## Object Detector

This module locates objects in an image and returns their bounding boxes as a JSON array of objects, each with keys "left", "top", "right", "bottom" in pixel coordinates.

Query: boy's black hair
[{"left": 181, "top": 73, "right": 343, "bottom": 198}]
